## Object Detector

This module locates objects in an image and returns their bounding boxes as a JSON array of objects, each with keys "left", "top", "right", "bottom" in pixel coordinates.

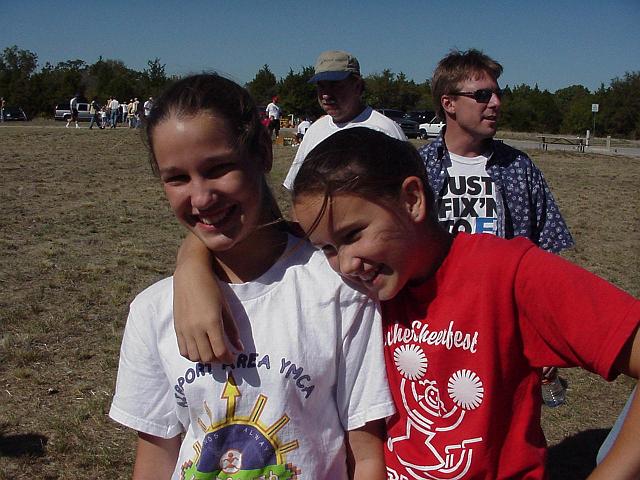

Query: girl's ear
[{"left": 400, "top": 176, "right": 428, "bottom": 223}]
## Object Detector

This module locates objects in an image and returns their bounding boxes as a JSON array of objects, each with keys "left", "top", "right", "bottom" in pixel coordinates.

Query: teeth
[{"left": 199, "top": 207, "right": 230, "bottom": 225}]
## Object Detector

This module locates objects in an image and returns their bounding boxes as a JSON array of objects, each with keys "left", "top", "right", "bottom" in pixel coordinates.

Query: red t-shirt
[{"left": 382, "top": 233, "right": 639, "bottom": 479}]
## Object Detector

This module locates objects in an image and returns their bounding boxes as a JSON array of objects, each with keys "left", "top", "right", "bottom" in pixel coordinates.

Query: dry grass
[{"left": 0, "top": 123, "right": 638, "bottom": 478}]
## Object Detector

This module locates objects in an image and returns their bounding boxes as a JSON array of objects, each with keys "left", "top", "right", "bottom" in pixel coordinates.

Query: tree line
[{"left": 2, "top": 45, "right": 638, "bottom": 138}]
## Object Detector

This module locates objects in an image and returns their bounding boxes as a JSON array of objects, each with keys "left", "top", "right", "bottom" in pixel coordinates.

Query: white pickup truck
[{"left": 418, "top": 116, "right": 445, "bottom": 139}]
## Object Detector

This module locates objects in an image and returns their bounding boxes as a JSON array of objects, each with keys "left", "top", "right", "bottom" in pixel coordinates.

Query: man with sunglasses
[
  {"left": 420, "top": 49, "right": 573, "bottom": 253},
  {"left": 416, "top": 49, "right": 573, "bottom": 416}
]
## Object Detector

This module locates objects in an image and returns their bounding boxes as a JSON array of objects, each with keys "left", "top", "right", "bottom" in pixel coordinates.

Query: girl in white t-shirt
[{"left": 109, "top": 74, "right": 393, "bottom": 479}]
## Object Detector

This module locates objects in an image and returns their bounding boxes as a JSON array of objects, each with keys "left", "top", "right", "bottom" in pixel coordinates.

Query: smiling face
[
  {"left": 294, "top": 190, "right": 423, "bottom": 301},
  {"left": 443, "top": 70, "right": 501, "bottom": 143},
  {"left": 316, "top": 75, "right": 364, "bottom": 123},
  {"left": 153, "top": 112, "right": 269, "bottom": 258}
]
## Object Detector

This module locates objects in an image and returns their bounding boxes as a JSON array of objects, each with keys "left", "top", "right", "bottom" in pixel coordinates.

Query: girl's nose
[
  {"left": 190, "top": 181, "right": 217, "bottom": 210},
  {"left": 338, "top": 248, "right": 361, "bottom": 276}
]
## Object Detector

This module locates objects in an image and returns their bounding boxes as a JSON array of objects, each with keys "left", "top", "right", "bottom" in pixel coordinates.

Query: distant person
[
  {"left": 296, "top": 117, "right": 311, "bottom": 143},
  {"left": 282, "top": 49, "right": 406, "bottom": 190},
  {"left": 125, "top": 99, "right": 133, "bottom": 127},
  {"left": 0, "top": 97, "right": 5, "bottom": 123},
  {"left": 88, "top": 96, "right": 100, "bottom": 129},
  {"left": 265, "top": 95, "right": 281, "bottom": 139},
  {"left": 66, "top": 93, "right": 80, "bottom": 128},
  {"left": 100, "top": 106, "right": 108, "bottom": 129},
  {"left": 132, "top": 97, "right": 140, "bottom": 128},
  {"left": 143, "top": 96, "right": 153, "bottom": 118},
  {"left": 109, "top": 97, "right": 120, "bottom": 128}
]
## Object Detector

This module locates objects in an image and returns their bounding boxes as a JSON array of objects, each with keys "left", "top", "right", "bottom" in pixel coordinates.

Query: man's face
[
  {"left": 445, "top": 71, "right": 501, "bottom": 141},
  {"left": 316, "top": 76, "right": 363, "bottom": 123}
]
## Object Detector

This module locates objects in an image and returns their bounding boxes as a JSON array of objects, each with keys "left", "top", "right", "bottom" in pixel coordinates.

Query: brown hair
[
  {"left": 144, "top": 73, "right": 267, "bottom": 176},
  {"left": 432, "top": 49, "right": 503, "bottom": 121},
  {"left": 292, "top": 127, "right": 436, "bottom": 234}
]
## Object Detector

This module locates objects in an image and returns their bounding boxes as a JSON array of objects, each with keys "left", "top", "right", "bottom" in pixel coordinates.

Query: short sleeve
[
  {"left": 109, "top": 301, "right": 183, "bottom": 438},
  {"left": 515, "top": 246, "right": 640, "bottom": 379},
  {"left": 337, "top": 297, "right": 395, "bottom": 430}
]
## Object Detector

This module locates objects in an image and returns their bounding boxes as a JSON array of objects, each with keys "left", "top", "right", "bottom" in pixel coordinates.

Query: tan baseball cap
[{"left": 308, "top": 50, "right": 361, "bottom": 83}]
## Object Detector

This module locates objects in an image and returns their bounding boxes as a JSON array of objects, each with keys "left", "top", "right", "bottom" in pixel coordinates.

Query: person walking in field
[
  {"left": 66, "top": 93, "right": 80, "bottom": 128},
  {"left": 109, "top": 97, "right": 120, "bottom": 128},
  {"left": 265, "top": 95, "right": 281, "bottom": 140}
]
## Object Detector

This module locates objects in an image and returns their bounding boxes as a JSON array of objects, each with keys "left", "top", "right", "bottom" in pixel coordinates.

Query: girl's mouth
[{"left": 197, "top": 205, "right": 236, "bottom": 227}]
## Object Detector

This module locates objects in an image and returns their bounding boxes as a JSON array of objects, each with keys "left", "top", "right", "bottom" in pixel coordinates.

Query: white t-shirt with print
[
  {"left": 282, "top": 106, "right": 407, "bottom": 190},
  {"left": 438, "top": 152, "right": 499, "bottom": 235},
  {"left": 109, "top": 235, "right": 394, "bottom": 479}
]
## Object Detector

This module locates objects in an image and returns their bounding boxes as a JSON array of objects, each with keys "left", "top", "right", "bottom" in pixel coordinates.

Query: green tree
[
  {"left": 0, "top": 45, "right": 39, "bottom": 114},
  {"left": 277, "top": 66, "right": 320, "bottom": 119},
  {"left": 246, "top": 64, "right": 277, "bottom": 105}
]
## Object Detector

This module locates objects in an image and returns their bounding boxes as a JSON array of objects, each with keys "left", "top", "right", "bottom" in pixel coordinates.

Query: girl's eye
[
  {"left": 343, "top": 228, "right": 363, "bottom": 244},
  {"left": 163, "top": 174, "right": 189, "bottom": 185},
  {"left": 204, "top": 163, "right": 234, "bottom": 179}
]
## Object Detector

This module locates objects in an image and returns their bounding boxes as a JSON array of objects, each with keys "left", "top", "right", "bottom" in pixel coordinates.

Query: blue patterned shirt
[{"left": 419, "top": 133, "right": 574, "bottom": 253}]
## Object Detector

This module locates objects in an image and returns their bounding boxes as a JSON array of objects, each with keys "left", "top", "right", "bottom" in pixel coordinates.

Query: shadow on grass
[
  {"left": 0, "top": 432, "right": 48, "bottom": 457},
  {"left": 547, "top": 428, "right": 609, "bottom": 479}
]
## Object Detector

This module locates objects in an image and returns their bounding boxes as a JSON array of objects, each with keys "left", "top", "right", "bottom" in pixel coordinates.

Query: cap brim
[{"left": 308, "top": 71, "right": 353, "bottom": 83}]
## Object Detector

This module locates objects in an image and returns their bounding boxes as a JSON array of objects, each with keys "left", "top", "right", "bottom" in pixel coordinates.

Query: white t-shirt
[
  {"left": 110, "top": 99, "right": 120, "bottom": 110},
  {"left": 439, "top": 152, "right": 498, "bottom": 235},
  {"left": 283, "top": 106, "right": 407, "bottom": 190},
  {"left": 109, "top": 235, "right": 394, "bottom": 479},
  {"left": 144, "top": 100, "right": 153, "bottom": 116},
  {"left": 297, "top": 120, "right": 311, "bottom": 135},
  {"left": 266, "top": 102, "right": 281, "bottom": 120},
  {"left": 69, "top": 96, "right": 78, "bottom": 110}
]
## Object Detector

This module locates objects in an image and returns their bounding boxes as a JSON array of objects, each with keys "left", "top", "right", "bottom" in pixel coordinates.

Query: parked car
[
  {"left": 418, "top": 115, "right": 446, "bottom": 139},
  {"left": 54, "top": 102, "right": 92, "bottom": 122},
  {"left": 1, "top": 106, "right": 27, "bottom": 121},
  {"left": 376, "top": 108, "right": 419, "bottom": 138},
  {"left": 405, "top": 110, "right": 435, "bottom": 125}
]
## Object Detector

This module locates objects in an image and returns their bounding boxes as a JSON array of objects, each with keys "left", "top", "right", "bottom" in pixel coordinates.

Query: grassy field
[{"left": 0, "top": 123, "right": 638, "bottom": 478}]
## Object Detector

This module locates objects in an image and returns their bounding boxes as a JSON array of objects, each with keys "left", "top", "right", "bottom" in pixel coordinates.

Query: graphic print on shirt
[
  {"left": 181, "top": 372, "right": 301, "bottom": 480},
  {"left": 438, "top": 174, "right": 497, "bottom": 235},
  {"left": 387, "top": 342, "right": 483, "bottom": 480}
]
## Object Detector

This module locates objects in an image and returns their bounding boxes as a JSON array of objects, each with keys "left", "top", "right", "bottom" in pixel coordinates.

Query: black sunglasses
[{"left": 449, "top": 88, "right": 502, "bottom": 103}]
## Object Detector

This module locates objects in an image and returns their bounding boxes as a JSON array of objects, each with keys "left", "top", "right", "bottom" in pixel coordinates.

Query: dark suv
[
  {"left": 1, "top": 106, "right": 27, "bottom": 121},
  {"left": 376, "top": 108, "right": 419, "bottom": 138}
]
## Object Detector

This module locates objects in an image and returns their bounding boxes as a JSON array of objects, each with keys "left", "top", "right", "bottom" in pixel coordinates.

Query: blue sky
[{"left": 2, "top": 0, "right": 638, "bottom": 92}]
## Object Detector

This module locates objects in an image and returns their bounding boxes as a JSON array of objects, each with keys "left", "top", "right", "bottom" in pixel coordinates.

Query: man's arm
[
  {"left": 346, "top": 420, "right": 387, "bottom": 480},
  {"left": 173, "top": 232, "right": 241, "bottom": 363},
  {"left": 132, "top": 432, "right": 181, "bottom": 480}
]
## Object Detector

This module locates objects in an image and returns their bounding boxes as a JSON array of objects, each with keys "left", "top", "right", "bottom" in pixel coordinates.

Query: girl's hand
[{"left": 173, "top": 233, "right": 243, "bottom": 364}]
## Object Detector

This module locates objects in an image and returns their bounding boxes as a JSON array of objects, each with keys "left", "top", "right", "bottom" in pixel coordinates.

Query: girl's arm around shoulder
[
  {"left": 132, "top": 432, "right": 181, "bottom": 480},
  {"left": 173, "top": 232, "right": 242, "bottom": 363},
  {"left": 347, "top": 419, "right": 387, "bottom": 480},
  {"left": 589, "top": 327, "right": 640, "bottom": 479}
]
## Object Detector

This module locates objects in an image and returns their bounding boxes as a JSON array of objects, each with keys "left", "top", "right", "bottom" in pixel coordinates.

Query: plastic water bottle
[{"left": 542, "top": 373, "right": 566, "bottom": 407}]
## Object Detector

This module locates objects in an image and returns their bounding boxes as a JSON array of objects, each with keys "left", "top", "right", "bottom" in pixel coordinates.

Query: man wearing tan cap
[{"left": 283, "top": 50, "right": 406, "bottom": 189}]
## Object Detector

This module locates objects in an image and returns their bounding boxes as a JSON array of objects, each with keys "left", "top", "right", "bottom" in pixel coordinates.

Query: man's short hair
[{"left": 432, "top": 49, "right": 503, "bottom": 121}]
